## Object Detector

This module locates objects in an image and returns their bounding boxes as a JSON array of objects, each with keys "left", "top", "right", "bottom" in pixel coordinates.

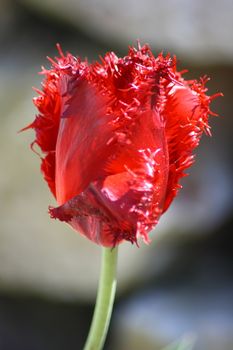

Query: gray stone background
[{"left": 0, "top": 0, "right": 232, "bottom": 349}]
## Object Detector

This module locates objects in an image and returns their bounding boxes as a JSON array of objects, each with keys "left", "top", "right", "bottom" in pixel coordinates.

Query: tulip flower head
[{"left": 24, "top": 44, "right": 220, "bottom": 247}]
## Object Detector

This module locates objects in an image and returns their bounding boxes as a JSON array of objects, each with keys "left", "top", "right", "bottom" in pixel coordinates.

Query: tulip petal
[
  {"left": 51, "top": 107, "right": 169, "bottom": 246},
  {"left": 25, "top": 49, "right": 87, "bottom": 198},
  {"left": 24, "top": 72, "right": 61, "bottom": 197},
  {"left": 55, "top": 78, "right": 117, "bottom": 205},
  {"left": 162, "top": 79, "right": 213, "bottom": 212}
]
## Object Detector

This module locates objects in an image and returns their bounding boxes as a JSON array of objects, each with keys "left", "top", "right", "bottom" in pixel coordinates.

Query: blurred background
[{"left": 0, "top": 0, "right": 233, "bottom": 349}]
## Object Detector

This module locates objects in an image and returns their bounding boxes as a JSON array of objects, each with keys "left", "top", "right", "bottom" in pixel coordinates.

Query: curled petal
[
  {"left": 162, "top": 78, "right": 218, "bottom": 212},
  {"left": 55, "top": 78, "right": 117, "bottom": 205},
  {"left": 52, "top": 108, "right": 169, "bottom": 246},
  {"left": 41, "top": 152, "right": 56, "bottom": 197},
  {"left": 24, "top": 51, "right": 87, "bottom": 198}
]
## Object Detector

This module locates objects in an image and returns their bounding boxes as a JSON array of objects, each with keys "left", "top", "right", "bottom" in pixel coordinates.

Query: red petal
[
  {"left": 53, "top": 107, "right": 169, "bottom": 246},
  {"left": 162, "top": 79, "right": 213, "bottom": 212},
  {"left": 41, "top": 152, "right": 56, "bottom": 197},
  {"left": 55, "top": 78, "right": 117, "bottom": 205},
  {"left": 32, "top": 74, "right": 61, "bottom": 153},
  {"left": 24, "top": 49, "right": 87, "bottom": 198}
]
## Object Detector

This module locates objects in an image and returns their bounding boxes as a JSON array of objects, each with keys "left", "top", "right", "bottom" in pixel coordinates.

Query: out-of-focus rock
[
  {"left": 0, "top": 1, "right": 18, "bottom": 40},
  {"left": 19, "top": 0, "right": 233, "bottom": 64},
  {"left": 113, "top": 262, "right": 233, "bottom": 350}
]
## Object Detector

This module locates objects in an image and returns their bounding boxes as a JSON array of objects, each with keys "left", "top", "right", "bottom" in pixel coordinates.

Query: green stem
[{"left": 83, "top": 247, "right": 118, "bottom": 350}]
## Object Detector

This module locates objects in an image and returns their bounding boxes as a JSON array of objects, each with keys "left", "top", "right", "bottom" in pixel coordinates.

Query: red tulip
[{"left": 24, "top": 44, "right": 221, "bottom": 247}]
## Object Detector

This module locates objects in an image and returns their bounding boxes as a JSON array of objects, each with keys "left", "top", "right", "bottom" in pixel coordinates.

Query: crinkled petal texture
[{"left": 26, "top": 44, "right": 219, "bottom": 247}]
